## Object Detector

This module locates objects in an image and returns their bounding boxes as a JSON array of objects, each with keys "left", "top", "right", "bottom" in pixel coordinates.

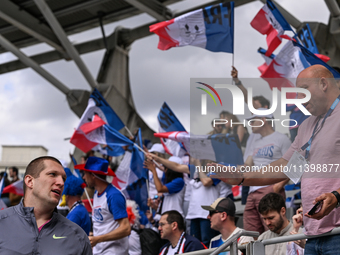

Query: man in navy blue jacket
[{"left": 158, "top": 210, "right": 206, "bottom": 254}]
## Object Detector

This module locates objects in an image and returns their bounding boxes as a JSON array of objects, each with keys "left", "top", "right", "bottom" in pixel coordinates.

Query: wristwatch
[{"left": 331, "top": 191, "right": 340, "bottom": 208}]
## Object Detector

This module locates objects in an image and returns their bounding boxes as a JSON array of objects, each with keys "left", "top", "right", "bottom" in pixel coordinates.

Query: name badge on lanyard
[{"left": 286, "top": 150, "right": 308, "bottom": 184}]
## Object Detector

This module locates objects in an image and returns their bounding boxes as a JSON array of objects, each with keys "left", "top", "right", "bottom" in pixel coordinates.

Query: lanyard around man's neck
[{"left": 301, "top": 95, "right": 340, "bottom": 159}]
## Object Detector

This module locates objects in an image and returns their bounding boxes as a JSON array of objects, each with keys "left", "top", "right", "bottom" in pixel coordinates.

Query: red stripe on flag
[
  {"left": 70, "top": 130, "right": 98, "bottom": 153},
  {"left": 80, "top": 115, "right": 106, "bottom": 134},
  {"left": 149, "top": 19, "right": 179, "bottom": 50}
]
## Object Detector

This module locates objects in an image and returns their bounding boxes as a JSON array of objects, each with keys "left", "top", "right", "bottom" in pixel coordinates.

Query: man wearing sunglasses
[{"left": 202, "top": 197, "right": 253, "bottom": 255}]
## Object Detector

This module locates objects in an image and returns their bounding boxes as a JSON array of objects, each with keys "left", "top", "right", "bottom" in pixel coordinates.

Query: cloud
[{"left": 0, "top": 0, "right": 329, "bottom": 162}]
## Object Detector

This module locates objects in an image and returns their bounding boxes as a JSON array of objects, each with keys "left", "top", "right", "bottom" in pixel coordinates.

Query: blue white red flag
[
  {"left": 2, "top": 180, "right": 24, "bottom": 196},
  {"left": 295, "top": 23, "right": 319, "bottom": 54},
  {"left": 251, "top": 0, "right": 293, "bottom": 56},
  {"left": 261, "top": 40, "right": 335, "bottom": 91},
  {"left": 0, "top": 172, "right": 6, "bottom": 197},
  {"left": 112, "top": 129, "right": 149, "bottom": 212},
  {"left": 92, "top": 144, "right": 125, "bottom": 157},
  {"left": 70, "top": 89, "right": 125, "bottom": 153},
  {"left": 154, "top": 131, "right": 244, "bottom": 166},
  {"left": 257, "top": 47, "right": 275, "bottom": 74},
  {"left": 150, "top": 2, "right": 234, "bottom": 53},
  {"left": 292, "top": 41, "right": 339, "bottom": 78},
  {"left": 260, "top": 39, "right": 335, "bottom": 98},
  {"left": 158, "top": 102, "right": 187, "bottom": 157}
]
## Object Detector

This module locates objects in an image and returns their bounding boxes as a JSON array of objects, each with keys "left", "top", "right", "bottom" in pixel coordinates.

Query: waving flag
[
  {"left": 257, "top": 47, "right": 275, "bottom": 74},
  {"left": 158, "top": 102, "right": 187, "bottom": 157},
  {"left": 112, "top": 151, "right": 131, "bottom": 190},
  {"left": 115, "top": 129, "right": 149, "bottom": 212},
  {"left": 251, "top": 0, "right": 293, "bottom": 56},
  {"left": 295, "top": 23, "right": 319, "bottom": 54},
  {"left": 260, "top": 39, "right": 336, "bottom": 98},
  {"left": 92, "top": 144, "right": 125, "bottom": 157},
  {"left": 150, "top": 2, "right": 234, "bottom": 53},
  {"left": 2, "top": 180, "right": 24, "bottom": 196},
  {"left": 70, "top": 88, "right": 125, "bottom": 153},
  {"left": 154, "top": 132, "right": 243, "bottom": 166},
  {"left": 0, "top": 173, "right": 7, "bottom": 197},
  {"left": 292, "top": 41, "right": 339, "bottom": 78}
]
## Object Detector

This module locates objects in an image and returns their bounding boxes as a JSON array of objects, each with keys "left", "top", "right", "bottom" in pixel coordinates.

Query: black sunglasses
[{"left": 209, "top": 210, "right": 221, "bottom": 217}]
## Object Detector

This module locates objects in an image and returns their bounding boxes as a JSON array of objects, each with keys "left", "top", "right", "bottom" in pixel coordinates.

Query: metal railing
[
  {"left": 183, "top": 230, "right": 259, "bottom": 255},
  {"left": 249, "top": 226, "right": 340, "bottom": 255},
  {"left": 182, "top": 227, "right": 340, "bottom": 255}
]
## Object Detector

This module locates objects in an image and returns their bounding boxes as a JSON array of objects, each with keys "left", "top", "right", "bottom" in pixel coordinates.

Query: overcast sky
[{"left": 0, "top": 0, "right": 330, "bottom": 163}]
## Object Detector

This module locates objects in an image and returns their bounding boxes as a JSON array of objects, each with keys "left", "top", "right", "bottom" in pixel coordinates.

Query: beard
[{"left": 271, "top": 215, "right": 284, "bottom": 234}]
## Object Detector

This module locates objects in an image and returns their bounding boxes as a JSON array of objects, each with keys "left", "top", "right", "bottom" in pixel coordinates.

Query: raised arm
[
  {"left": 232, "top": 66, "right": 248, "bottom": 104},
  {"left": 144, "top": 160, "right": 169, "bottom": 193},
  {"left": 148, "top": 153, "right": 189, "bottom": 174}
]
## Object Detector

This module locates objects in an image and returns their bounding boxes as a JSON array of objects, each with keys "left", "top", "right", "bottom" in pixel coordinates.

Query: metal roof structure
[
  {"left": 0, "top": 0, "right": 178, "bottom": 54},
  {"left": 0, "top": 0, "right": 340, "bottom": 157}
]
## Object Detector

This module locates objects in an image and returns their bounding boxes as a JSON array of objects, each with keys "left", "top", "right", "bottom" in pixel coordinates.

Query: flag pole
[
  {"left": 145, "top": 177, "right": 153, "bottom": 212},
  {"left": 69, "top": 153, "right": 93, "bottom": 210},
  {"left": 124, "top": 126, "right": 134, "bottom": 138},
  {"left": 124, "top": 125, "right": 163, "bottom": 168},
  {"left": 83, "top": 188, "right": 93, "bottom": 210}
]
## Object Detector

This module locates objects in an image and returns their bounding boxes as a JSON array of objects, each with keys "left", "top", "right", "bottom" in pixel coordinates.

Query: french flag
[
  {"left": 2, "top": 180, "right": 24, "bottom": 196},
  {"left": 157, "top": 102, "right": 187, "bottom": 157},
  {"left": 150, "top": 2, "right": 234, "bottom": 53},
  {"left": 70, "top": 89, "right": 125, "bottom": 153},
  {"left": 251, "top": 0, "right": 293, "bottom": 56},
  {"left": 0, "top": 173, "right": 7, "bottom": 197},
  {"left": 260, "top": 39, "right": 335, "bottom": 98}
]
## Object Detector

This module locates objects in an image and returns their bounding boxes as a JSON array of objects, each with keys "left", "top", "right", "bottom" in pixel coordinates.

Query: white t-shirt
[
  {"left": 209, "top": 227, "right": 254, "bottom": 255},
  {"left": 92, "top": 184, "right": 129, "bottom": 255},
  {"left": 186, "top": 179, "right": 220, "bottom": 220},
  {"left": 248, "top": 132, "right": 291, "bottom": 193},
  {"left": 218, "top": 181, "right": 233, "bottom": 198},
  {"left": 162, "top": 178, "right": 185, "bottom": 216},
  {"left": 129, "top": 229, "right": 141, "bottom": 255},
  {"left": 243, "top": 133, "right": 261, "bottom": 161}
]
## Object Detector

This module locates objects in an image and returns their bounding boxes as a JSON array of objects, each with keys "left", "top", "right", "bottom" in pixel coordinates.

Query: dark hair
[
  {"left": 332, "top": 66, "right": 340, "bottom": 74},
  {"left": 23, "top": 156, "right": 62, "bottom": 195},
  {"left": 219, "top": 110, "right": 231, "bottom": 119},
  {"left": 162, "top": 210, "right": 185, "bottom": 231},
  {"left": 258, "top": 192, "right": 286, "bottom": 215},
  {"left": 165, "top": 168, "right": 183, "bottom": 184},
  {"left": 10, "top": 166, "right": 19, "bottom": 175},
  {"left": 253, "top": 96, "right": 270, "bottom": 108}
]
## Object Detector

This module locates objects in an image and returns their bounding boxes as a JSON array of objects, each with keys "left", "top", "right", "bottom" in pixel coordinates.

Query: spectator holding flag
[
  {"left": 76, "top": 156, "right": 131, "bottom": 255},
  {"left": 63, "top": 168, "right": 91, "bottom": 235}
]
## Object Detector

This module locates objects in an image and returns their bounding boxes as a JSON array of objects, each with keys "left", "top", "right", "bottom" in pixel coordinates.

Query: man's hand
[
  {"left": 89, "top": 235, "right": 99, "bottom": 248},
  {"left": 231, "top": 66, "right": 240, "bottom": 84},
  {"left": 292, "top": 207, "right": 303, "bottom": 231},
  {"left": 305, "top": 193, "right": 338, "bottom": 220}
]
